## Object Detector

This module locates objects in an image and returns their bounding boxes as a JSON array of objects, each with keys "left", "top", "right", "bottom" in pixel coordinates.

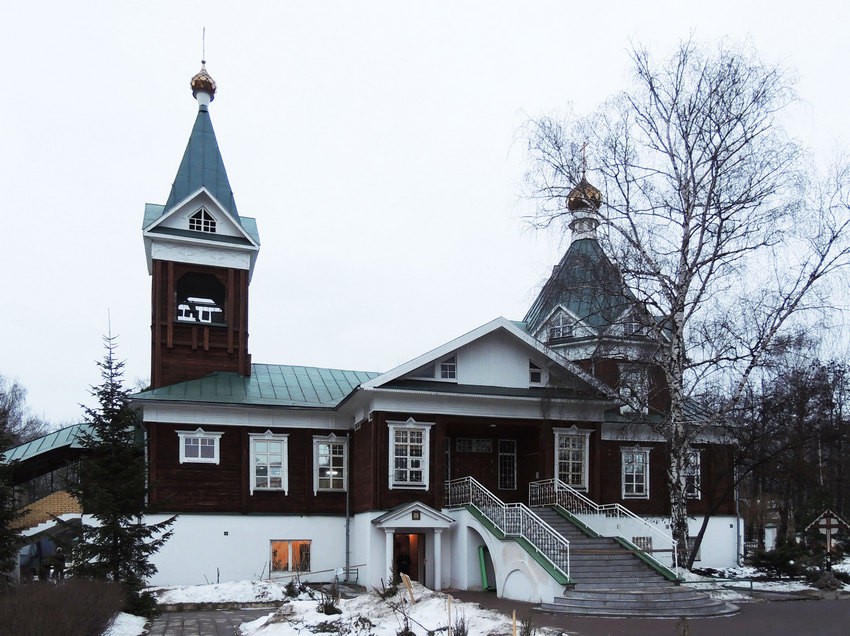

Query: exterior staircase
[{"left": 534, "top": 507, "right": 737, "bottom": 618}]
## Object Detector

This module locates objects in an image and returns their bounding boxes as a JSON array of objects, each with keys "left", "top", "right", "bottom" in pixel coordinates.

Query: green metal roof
[
  {"left": 524, "top": 238, "right": 637, "bottom": 334},
  {"left": 2, "top": 423, "right": 89, "bottom": 464},
  {"left": 164, "top": 105, "right": 240, "bottom": 220},
  {"left": 133, "top": 364, "right": 380, "bottom": 409}
]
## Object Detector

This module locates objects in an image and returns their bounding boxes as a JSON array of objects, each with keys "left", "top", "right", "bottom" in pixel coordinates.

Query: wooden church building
[{"left": 9, "top": 63, "right": 740, "bottom": 607}]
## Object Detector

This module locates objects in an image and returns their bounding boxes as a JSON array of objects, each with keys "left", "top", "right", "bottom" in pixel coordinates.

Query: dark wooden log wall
[{"left": 150, "top": 260, "right": 251, "bottom": 389}]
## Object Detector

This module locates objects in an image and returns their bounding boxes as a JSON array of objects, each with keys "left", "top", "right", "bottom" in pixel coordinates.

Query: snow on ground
[
  {"left": 104, "top": 559, "right": 850, "bottom": 636},
  {"left": 102, "top": 613, "right": 147, "bottom": 636},
  {"left": 237, "top": 583, "right": 564, "bottom": 636},
  {"left": 153, "top": 579, "right": 286, "bottom": 605},
  {"left": 680, "top": 561, "right": 849, "bottom": 602}
]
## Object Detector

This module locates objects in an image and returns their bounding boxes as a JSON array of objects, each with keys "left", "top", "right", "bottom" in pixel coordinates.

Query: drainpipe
[
  {"left": 345, "top": 432, "right": 351, "bottom": 581},
  {"left": 734, "top": 464, "right": 741, "bottom": 565}
]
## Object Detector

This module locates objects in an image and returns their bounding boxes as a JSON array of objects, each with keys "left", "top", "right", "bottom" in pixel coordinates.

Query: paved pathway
[
  {"left": 145, "top": 608, "right": 270, "bottom": 636},
  {"left": 450, "top": 589, "right": 850, "bottom": 636},
  {"left": 145, "top": 593, "right": 850, "bottom": 635}
]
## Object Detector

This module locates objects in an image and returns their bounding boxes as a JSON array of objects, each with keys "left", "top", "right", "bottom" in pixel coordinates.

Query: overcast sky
[{"left": 2, "top": 1, "right": 849, "bottom": 425}]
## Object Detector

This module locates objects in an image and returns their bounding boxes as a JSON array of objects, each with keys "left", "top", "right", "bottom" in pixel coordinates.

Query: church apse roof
[{"left": 524, "top": 237, "right": 637, "bottom": 336}]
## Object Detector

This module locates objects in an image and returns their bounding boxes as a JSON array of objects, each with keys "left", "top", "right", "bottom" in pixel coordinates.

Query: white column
[
  {"left": 384, "top": 529, "right": 395, "bottom": 582},
  {"left": 433, "top": 529, "right": 443, "bottom": 591}
]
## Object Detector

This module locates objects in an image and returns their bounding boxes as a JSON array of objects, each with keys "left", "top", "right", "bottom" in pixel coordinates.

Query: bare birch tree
[{"left": 525, "top": 41, "right": 850, "bottom": 565}]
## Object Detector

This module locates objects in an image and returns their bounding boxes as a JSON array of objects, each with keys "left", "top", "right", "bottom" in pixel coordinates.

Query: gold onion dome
[
  {"left": 567, "top": 176, "right": 602, "bottom": 211},
  {"left": 190, "top": 61, "right": 217, "bottom": 101}
]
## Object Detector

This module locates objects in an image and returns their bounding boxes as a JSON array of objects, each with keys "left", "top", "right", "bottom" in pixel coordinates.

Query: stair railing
[
  {"left": 529, "top": 478, "right": 678, "bottom": 573},
  {"left": 446, "top": 476, "right": 570, "bottom": 580}
]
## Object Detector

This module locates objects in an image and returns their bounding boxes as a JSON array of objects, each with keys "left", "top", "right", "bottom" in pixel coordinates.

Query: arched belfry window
[
  {"left": 189, "top": 208, "right": 216, "bottom": 233},
  {"left": 175, "top": 272, "right": 226, "bottom": 325}
]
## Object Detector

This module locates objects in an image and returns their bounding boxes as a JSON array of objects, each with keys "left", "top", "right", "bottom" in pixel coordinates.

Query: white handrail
[
  {"left": 446, "top": 476, "right": 570, "bottom": 580},
  {"left": 529, "top": 478, "right": 678, "bottom": 573}
]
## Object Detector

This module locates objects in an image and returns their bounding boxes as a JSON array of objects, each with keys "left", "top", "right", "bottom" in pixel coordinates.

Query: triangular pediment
[
  {"left": 372, "top": 501, "right": 454, "bottom": 529},
  {"left": 143, "top": 188, "right": 257, "bottom": 244},
  {"left": 361, "top": 317, "right": 610, "bottom": 397},
  {"left": 533, "top": 304, "right": 597, "bottom": 342},
  {"left": 142, "top": 188, "right": 260, "bottom": 278}
]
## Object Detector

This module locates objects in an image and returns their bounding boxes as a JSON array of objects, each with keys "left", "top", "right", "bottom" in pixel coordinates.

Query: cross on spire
[{"left": 581, "top": 141, "right": 587, "bottom": 178}]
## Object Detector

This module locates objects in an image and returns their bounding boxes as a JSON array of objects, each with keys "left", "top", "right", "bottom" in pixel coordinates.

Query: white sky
[{"left": 2, "top": 1, "right": 849, "bottom": 425}]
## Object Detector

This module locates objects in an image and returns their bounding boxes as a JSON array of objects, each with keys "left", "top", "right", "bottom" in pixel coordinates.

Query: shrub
[
  {"left": 452, "top": 611, "right": 469, "bottom": 636},
  {"left": 520, "top": 616, "right": 537, "bottom": 636},
  {"left": 0, "top": 580, "right": 125, "bottom": 636},
  {"left": 746, "top": 543, "right": 812, "bottom": 578}
]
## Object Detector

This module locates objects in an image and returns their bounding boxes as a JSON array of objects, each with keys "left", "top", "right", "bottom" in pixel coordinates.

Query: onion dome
[
  {"left": 567, "top": 176, "right": 602, "bottom": 211},
  {"left": 190, "top": 61, "right": 217, "bottom": 103}
]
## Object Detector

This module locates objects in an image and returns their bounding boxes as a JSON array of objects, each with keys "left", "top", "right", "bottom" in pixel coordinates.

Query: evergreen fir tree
[
  {"left": 69, "top": 336, "right": 174, "bottom": 614},
  {"left": 0, "top": 423, "right": 22, "bottom": 589}
]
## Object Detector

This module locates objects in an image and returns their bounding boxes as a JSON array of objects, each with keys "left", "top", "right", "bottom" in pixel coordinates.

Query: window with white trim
[
  {"left": 621, "top": 447, "right": 650, "bottom": 499},
  {"left": 619, "top": 364, "right": 649, "bottom": 414},
  {"left": 684, "top": 450, "right": 701, "bottom": 499},
  {"left": 189, "top": 208, "right": 216, "bottom": 233},
  {"left": 440, "top": 356, "right": 457, "bottom": 380},
  {"left": 177, "top": 428, "right": 223, "bottom": 464},
  {"left": 498, "top": 439, "right": 517, "bottom": 490},
  {"left": 529, "top": 361, "right": 543, "bottom": 385},
  {"left": 313, "top": 434, "right": 348, "bottom": 493},
  {"left": 554, "top": 427, "right": 592, "bottom": 490},
  {"left": 548, "top": 312, "right": 574, "bottom": 341},
  {"left": 249, "top": 431, "right": 289, "bottom": 495},
  {"left": 388, "top": 419, "right": 433, "bottom": 489},
  {"left": 271, "top": 540, "right": 311, "bottom": 573}
]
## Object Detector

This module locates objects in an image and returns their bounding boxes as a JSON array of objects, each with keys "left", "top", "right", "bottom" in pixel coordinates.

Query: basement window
[{"left": 271, "top": 540, "right": 311, "bottom": 573}]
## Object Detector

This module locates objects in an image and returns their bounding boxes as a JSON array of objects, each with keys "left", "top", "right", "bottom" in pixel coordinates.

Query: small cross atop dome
[{"left": 191, "top": 61, "right": 217, "bottom": 106}]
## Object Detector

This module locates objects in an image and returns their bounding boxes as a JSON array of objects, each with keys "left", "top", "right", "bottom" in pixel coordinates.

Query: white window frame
[
  {"left": 177, "top": 427, "right": 223, "bottom": 465},
  {"left": 553, "top": 426, "right": 592, "bottom": 491},
  {"left": 621, "top": 446, "right": 651, "bottom": 500},
  {"left": 189, "top": 207, "right": 216, "bottom": 233},
  {"left": 388, "top": 418, "right": 433, "bottom": 490},
  {"left": 249, "top": 431, "right": 289, "bottom": 495},
  {"left": 529, "top": 361, "right": 544, "bottom": 385},
  {"left": 548, "top": 312, "right": 574, "bottom": 341},
  {"left": 684, "top": 450, "right": 702, "bottom": 499},
  {"left": 439, "top": 356, "right": 457, "bottom": 380},
  {"left": 619, "top": 364, "right": 649, "bottom": 414},
  {"left": 313, "top": 434, "right": 348, "bottom": 494},
  {"left": 270, "top": 539, "right": 311, "bottom": 573}
]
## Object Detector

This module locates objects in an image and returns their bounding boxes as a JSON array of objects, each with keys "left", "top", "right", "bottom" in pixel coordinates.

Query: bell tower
[{"left": 142, "top": 62, "right": 260, "bottom": 389}]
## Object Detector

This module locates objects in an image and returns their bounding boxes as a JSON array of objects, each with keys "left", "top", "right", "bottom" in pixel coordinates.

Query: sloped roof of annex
[
  {"left": 132, "top": 363, "right": 378, "bottom": 410},
  {"left": 360, "top": 316, "right": 615, "bottom": 401}
]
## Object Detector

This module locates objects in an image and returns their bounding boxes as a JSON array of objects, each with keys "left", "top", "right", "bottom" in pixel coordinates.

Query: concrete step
[
  {"left": 539, "top": 598, "right": 739, "bottom": 618},
  {"left": 560, "top": 588, "right": 710, "bottom": 603}
]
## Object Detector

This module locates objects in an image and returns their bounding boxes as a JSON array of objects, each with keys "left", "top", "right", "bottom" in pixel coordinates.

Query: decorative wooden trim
[{"left": 166, "top": 261, "right": 174, "bottom": 349}]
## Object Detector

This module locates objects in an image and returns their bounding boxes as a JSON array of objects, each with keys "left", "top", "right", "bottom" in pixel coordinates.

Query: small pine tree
[
  {"left": 0, "top": 427, "right": 22, "bottom": 590},
  {"left": 68, "top": 335, "right": 174, "bottom": 615}
]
